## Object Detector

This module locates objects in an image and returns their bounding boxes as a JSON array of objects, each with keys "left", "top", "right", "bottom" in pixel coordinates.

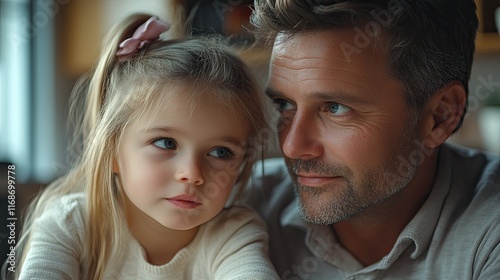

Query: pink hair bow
[{"left": 116, "top": 16, "right": 169, "bottom": 57}]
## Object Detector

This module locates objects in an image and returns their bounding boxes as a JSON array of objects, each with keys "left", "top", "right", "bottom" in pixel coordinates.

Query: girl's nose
[{"left": 174, "top": 154, "right": 204, "bottom": 186}]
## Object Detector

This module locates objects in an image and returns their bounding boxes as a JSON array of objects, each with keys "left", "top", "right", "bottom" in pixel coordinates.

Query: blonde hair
[{"left": 11, "top": 13, "right": 267, "bottom": 279}]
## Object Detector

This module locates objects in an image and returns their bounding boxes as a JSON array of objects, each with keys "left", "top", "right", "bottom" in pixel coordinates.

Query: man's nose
[{"left": 280, "top": 111, "right": 323, "bottom": 160}]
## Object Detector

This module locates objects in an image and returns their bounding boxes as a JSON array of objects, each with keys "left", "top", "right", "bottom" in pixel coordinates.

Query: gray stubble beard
[{"left": 288, "top": 122, "right": 419, "bottom": 225}]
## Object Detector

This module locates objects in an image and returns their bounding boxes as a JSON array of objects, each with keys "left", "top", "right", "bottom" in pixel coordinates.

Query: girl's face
[{"left": 114, "top": 87, "right": 251, "bottom": 231}]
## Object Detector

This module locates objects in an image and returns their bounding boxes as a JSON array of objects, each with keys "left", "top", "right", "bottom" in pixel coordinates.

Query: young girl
[{"left": 9, "top": 14, "right": 279, "bottom": 279}]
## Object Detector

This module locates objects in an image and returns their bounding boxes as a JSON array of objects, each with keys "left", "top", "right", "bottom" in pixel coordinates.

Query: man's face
[{"left": 267, "top": 30, "right": 421, "bottom": 224}]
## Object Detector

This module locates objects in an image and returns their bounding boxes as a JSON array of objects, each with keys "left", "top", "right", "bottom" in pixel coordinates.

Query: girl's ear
[
  {"left": 420, "top": 81, "right": 466, "bottom": 149},
  {"left": 113, "top": 157, "right": 120, "bottom": 174}
]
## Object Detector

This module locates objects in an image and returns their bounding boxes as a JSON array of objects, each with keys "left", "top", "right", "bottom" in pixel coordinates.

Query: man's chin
[
  {"left": 294, "top": 188, "right": 333, "bottom": 224},
  {"left": 294, "top": 184, "right": 363, "bottom": 225},
  {"left": 297, "top": 202, "right": 337, "bottom": 225}
]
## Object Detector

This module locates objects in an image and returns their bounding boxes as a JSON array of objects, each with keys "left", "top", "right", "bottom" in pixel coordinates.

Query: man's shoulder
[
  {"left": 244, "top": 157, "right": 295, "bottom": 217},
  {"left": 440, "top": 143, "right": 500, "bottom": 233},
  {"left": 253, "top": 157, "right": 289, "bottom": 179},
  {"left": 442, "top": 142, "right": 498, "bottom": 190},
  {"left": 442, "top": 143, "right": 498, "bottom": 185},
  {"left": 431, "top": 145, "right": 500, "bottom": 278},
  {"left": 444, "top": 142, "right": 499, "bottom": 168},
  {"left": 444, "top": 143, "right": 499, "bottom": 189},
  {"left": 250, "top": 157, "right": 291, "bottom": 190}
]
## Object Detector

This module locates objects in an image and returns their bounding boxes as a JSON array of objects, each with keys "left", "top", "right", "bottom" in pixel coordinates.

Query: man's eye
[
  {"left": 208, "top": 147, "right": 234, "bottom": 159},
  {"left": 273, "top": 98, "right": 295, "bottom": 112},
  {"left": 327, "top": 103, "right": 351, "bottom": 115},
  {"left": 153, "top": 138, "right": 177, "bottom": 150}
]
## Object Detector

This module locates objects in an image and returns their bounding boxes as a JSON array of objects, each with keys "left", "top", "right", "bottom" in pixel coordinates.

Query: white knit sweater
[{"left": 19, "top": 193, "right": 279, "bottom": 279}]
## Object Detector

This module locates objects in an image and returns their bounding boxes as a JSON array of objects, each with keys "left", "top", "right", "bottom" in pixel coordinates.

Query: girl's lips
[
  {"left": 165, "top": 195, "right": 202, "bottom": 209},
  {"left": 166, "top": 199, "right": 201, "bottom": 209}
]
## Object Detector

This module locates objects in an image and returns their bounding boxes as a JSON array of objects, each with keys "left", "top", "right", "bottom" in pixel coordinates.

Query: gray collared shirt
[{"left": 246, "top": 143, "right": 500, "bottom": 279}]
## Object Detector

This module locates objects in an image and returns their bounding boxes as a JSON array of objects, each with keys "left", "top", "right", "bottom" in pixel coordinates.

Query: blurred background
[{"left": 0, "top": 0, "right": 499, "bottom": 260}]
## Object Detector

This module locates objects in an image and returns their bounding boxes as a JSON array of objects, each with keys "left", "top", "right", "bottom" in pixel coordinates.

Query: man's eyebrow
[
  {"left": 265, "top": 87, "right": 282, "bottom": 99},
  {"left": 265, "top": 87, "right": 370, "bottom": 105}
]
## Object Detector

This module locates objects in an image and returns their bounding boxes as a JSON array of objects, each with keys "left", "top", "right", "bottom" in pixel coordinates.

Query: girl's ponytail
[
  {"left": 3, "top": 16, "right": 156, "bottom": 279},
  {"left": 83, "top": 14, "right": 153, "bottom": 140},
  {"left": 83, "top": 14, "right": 157, "bottom": 280}
]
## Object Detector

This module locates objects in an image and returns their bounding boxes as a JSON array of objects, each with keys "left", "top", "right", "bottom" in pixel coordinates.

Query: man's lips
[
  {"left": 296, "top": 174, "right": 340, "bottom": 187},
  {"left": 165, "top": 195, "right": 202, "bottom": 209}
]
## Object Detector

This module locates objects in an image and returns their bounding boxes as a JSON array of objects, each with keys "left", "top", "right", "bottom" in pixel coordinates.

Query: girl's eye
[
  {"left": 153, "top": 138, "right": 177, "bottom": 150},
  {"left": 273, "top": 98, "right": 295, "bottom": 113},
  {"left": 208, "top": 147, "right": 234, "bottom": 159},
  {"left": 327, "top": 103, "right": 351, "bottom": 115}
]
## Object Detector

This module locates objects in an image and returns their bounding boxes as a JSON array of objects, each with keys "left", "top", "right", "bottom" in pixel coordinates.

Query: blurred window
[
  {"left": 0, "top": 0, "right": 32, "bottom": 182},
  {"left": 0, "top": 0, "right": 59, "bottom": 183}
]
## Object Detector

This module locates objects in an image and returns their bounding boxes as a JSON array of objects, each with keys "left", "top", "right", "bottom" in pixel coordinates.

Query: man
[{"left": 246, "top": 0, "right": 500, "bottom": 279}]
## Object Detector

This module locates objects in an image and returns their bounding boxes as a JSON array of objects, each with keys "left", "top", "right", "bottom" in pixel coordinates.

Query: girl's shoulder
[
  {"left": 199, "top": 205, "right": 267, "bottom": 244},
  {"left": 18, "top": 193, "right": 87, "bottom": 278},
  {"left": 47, "top": 192, "right": 86, "bottom": 217},
  {"left": 34, "top": 192, "right": 87, "bottom": 233},
  {"left": 210, "top": 205, "right": 265, "bottom": 229},
  {"left": 190, "top": 205, "right": 273, "bottom": 275}
]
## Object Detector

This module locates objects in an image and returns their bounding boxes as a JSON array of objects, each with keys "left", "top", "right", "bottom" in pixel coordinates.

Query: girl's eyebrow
[
  {"left": 144, "top": 127, "right": 246, "bottom": 148},
  {"left": 143, "top": 126, "right": 182, "bottom": 135},
  {"left": 219, "top": 137, "right": 248, "bottom": 149}
]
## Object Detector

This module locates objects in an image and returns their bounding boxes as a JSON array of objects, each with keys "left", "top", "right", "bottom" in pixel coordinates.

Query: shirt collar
[{"left": 399, "top": 146, "right": 452, "bottom": 257}]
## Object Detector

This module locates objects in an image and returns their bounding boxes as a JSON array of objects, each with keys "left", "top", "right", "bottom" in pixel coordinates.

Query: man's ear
[{"left": 420, "top": 81, "right": 466, "bottom": 149}]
